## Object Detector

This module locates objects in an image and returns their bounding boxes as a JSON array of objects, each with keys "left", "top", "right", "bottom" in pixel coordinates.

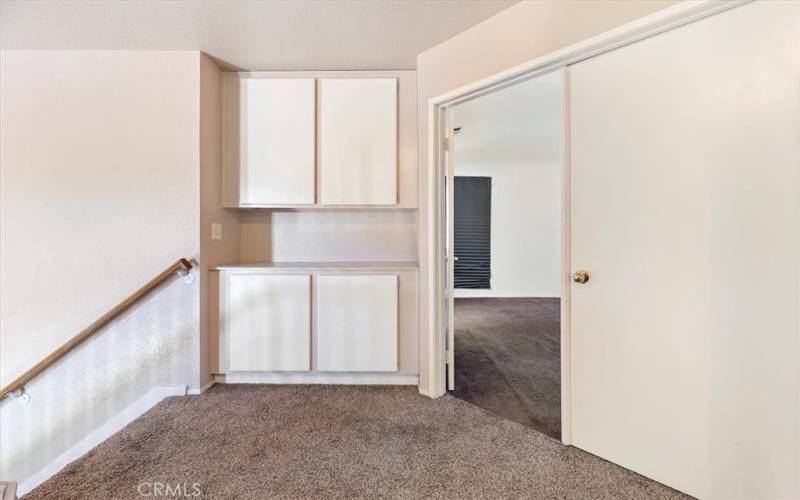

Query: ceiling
[{"left": 0, "top": 0, "right": 516, "bottom": 70}]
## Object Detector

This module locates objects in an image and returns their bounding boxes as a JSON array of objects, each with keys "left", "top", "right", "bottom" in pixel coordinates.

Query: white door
[
  {"left": 569, "top": 2, "right": 800, "bottom": 498},
  {"left": 319, "top": 78, "right": 398, "bottom": 205},
  {"left": 224, "top": 273, "right": 311, "bottom": 372},
  {"left": 239, "top": 78, "right": 315, "bottom": 205},
  {"left": 317, "top": 274, "right": 398, "bottom": 372}
]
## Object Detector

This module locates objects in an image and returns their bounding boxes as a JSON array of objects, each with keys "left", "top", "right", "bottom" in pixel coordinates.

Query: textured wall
[
  {"left": 0, "top": 51, "right": 201, "bottom": 386},
  {"left": 0, "top": 50, "right": 201, "bottom": 489},
  {"left": 269, "top": 211, "right": 417, "bottom": 263},
  {"left": 0, "top": 278, "right": 198, "bottom": 490}
]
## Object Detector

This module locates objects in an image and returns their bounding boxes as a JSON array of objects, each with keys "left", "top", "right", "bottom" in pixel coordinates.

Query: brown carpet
[
  {"left": 26, "top": 385, "right": 688, "bottom": 500},
  {"left": 453, "top": 297, "right": 561, "bottom": 438}
]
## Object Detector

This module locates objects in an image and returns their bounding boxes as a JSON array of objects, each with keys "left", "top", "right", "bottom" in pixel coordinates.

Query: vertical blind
[{"left": 454, "top": 176, "right": 491, "bottom": 289}]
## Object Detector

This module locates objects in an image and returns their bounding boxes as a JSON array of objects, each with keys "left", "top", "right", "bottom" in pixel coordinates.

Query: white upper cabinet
[
  {"left": 239, "top": 78, "right": 315, "bottom": 205},
  {"left": 223, "top": 72, "right": 414, "bottom": 208},
  {"left": 319, "top": 78, "right": 398, "bottom": 205}
]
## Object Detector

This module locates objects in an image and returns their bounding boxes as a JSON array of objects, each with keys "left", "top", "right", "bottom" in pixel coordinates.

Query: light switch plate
[{"left": 211, "top": 223, "right": 223, "bottom": 241}]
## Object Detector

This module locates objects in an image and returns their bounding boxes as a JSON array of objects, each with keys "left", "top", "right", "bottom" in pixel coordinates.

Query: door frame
[{"left": 424, "top": 0, "right": 748, "bottom": 445}]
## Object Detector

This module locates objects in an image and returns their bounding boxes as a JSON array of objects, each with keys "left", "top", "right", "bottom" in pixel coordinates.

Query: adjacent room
[{"left": 448, "top": 72, "right": 563, "bottom": 439}]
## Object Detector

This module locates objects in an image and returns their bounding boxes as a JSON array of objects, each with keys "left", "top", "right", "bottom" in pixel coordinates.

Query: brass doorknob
[{"left": 572, "top": 270, "right": 590, "bottom": 284}]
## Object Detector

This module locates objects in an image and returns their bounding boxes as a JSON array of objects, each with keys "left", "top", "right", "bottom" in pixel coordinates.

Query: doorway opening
[{"left": 444, "top": 71, "right": 564, "bottom": 439}]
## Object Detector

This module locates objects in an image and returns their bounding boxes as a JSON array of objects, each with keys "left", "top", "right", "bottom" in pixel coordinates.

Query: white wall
[
  {"left": 452, "top": 72, "right": 561, "bottom": 298},
  {"left": 0, "top": 50, "right": 202, "bottom": 489},
  {"left": 415, "top": 0, "right": 679, "bottom": 392}
]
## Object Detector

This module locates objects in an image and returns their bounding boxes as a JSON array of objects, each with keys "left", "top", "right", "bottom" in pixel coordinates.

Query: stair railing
[{"left": 0, "top": 258, "right": 195, "bottom": 400}]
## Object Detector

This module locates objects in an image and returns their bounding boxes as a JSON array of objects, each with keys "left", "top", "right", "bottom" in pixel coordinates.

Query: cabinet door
[
  {"left": 240, "top": 78, "right": 315, "bottom": 205},
  {"left": 317, "top": 275, "right": 398, "bottom": 372},
  {"left": 225, "top": 273, "right": 310, "bottom": 371},
  {"left": 319, "top": 78, "right": 397, "bottom": 205}
]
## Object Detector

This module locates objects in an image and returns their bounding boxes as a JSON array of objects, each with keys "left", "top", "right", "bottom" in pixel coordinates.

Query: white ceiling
[{"left": 0, "top": 0, "right": 516, "bottom": 70}]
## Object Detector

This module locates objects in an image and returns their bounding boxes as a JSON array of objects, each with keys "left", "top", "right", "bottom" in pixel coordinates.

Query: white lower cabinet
[
  {"left": 316, "top": 274, "right": 398, "bottom": 372},
  {"left": 219, "top": 268, "right": 405, "bottom": 376},
  {"left": 224, "top": 273, "right": 311, "bottom": 372}
]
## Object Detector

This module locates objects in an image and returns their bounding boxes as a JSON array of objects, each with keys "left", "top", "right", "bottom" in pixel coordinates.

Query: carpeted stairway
[
  {"left": 26, "top": 384, "right": 688, "bottom": 499},
  {"left": 453, "top": 297, "right": 561, "bottom": 438}
]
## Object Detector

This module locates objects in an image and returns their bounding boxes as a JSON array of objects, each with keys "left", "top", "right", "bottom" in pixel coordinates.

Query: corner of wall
[{"left": 199, "top": 53, "right": 242, "bottom": 387}]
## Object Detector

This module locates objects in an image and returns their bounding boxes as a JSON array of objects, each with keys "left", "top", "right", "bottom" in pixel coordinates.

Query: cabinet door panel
[
  {"left": 240, "top": 78, "right": 315, "bottom": 205},
  {"left": 226, "top": 273, "right": 310, "bottom": 371},
  {"left": 317, "top": 275, "right": 398, "bottom": 372},
  {"left": 319, "top": 79, "right": 397, "bottom": 205}
]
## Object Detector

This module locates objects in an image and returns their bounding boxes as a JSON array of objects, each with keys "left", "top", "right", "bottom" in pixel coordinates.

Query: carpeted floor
[
  {"left": 26, "top": 385, "right": 688, "bottom": 500},
  {"left": 453, "top": 298, "right": 561, "bottom": 439}
]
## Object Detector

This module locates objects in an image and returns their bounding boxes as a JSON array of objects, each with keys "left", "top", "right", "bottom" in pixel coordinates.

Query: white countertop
[{"left": 214, "top": 261, "right": 419, "bottom": 271}]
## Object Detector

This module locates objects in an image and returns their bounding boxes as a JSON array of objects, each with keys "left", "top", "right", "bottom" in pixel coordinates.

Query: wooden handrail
[{"left": 0, "top": 258, "right": 194, "bottom": 400}]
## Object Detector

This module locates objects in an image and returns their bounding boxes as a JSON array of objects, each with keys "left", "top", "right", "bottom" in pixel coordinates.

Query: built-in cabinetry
[
  {"left": 222, "top": 71, "right": 416, "bottom": 208},
  {"left": 214, "top": 263, "right": 418, "bottom": 383},
  {"left": 316, "top": 274, "right": 398, "bottom": 372},
  {"left": 319, "top": 79, "right": 397, "bottom": 205},
  {"left": 213, "top": 70, "right": 418, "bottom": 386},
  {"left": 224, "top": 273, "right": 311, "bottom": 372},
  {"left": 238, "top": 78, "right": 316, "bottom": 205}
]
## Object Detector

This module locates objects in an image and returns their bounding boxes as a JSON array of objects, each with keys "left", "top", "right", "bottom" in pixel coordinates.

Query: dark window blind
[{"left": 454, "top": 176, "right": 491, "bottom": 289}]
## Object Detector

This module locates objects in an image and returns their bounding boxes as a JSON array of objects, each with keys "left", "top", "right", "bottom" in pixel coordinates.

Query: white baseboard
[
  {"left": 187, "top": 379, "right": 216, "bottom": 395},
  {"left": 214, "top": 372, "right": 419, "bottom": 385},
  {"left": 18, "top": 384, "right": 188, "bottom": 496}
]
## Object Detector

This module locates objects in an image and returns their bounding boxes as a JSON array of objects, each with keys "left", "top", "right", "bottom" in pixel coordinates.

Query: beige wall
[
  {"left": 415, "top": 0, "right": 679, "bottom": 393},
  {"left": 199, "top": 54, "right": 241, "bottom": 386},
  {"left": 0, "top": 50, "right": 202, "bottom": 386},
  {"left": 0, "top": 50, "right": 202, "bottom": 488}
]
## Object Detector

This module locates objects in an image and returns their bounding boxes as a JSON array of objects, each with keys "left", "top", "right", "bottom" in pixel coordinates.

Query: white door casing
[{"left": 445, "top": 108, "right": 456, "bottom": 391}]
